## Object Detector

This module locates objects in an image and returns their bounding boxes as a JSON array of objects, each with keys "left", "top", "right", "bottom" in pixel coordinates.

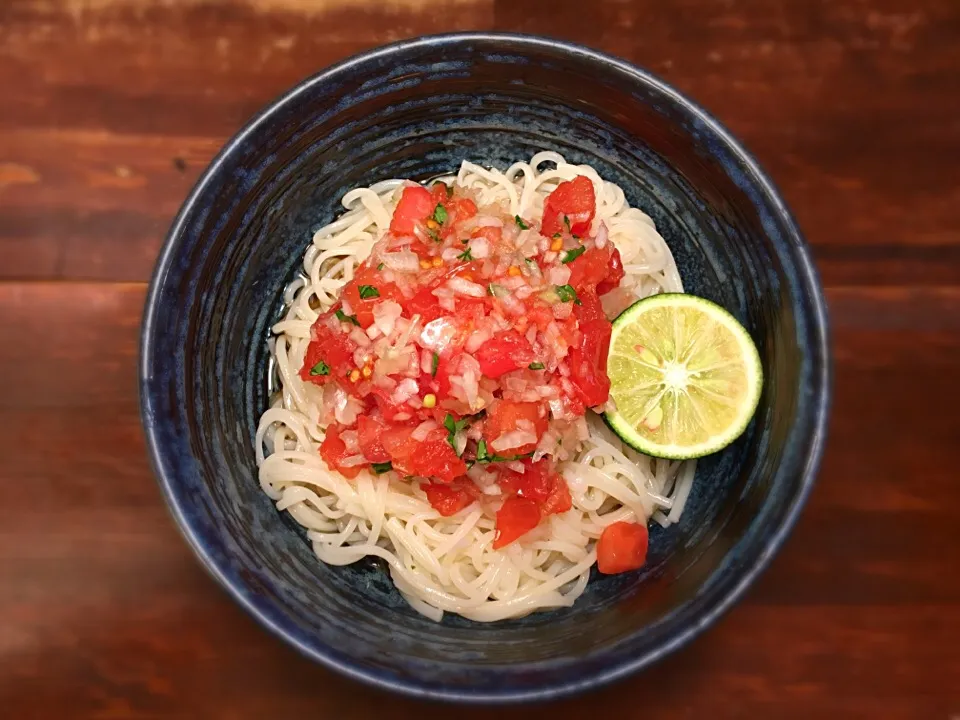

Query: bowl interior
[{"left": 141, "top": 35, "right": 827, "bottom": 700}]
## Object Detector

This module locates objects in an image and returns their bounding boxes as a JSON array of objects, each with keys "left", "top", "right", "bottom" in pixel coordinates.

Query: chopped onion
[
  {"left": 491, "top": 430, "right": 537, "bottom": 452},
  {"left": 471, "top": 236, "right": 491, "bottom": 259},
  {"left": 553, "top": 301, "right": 573, "bottom": 320},
  {"left": 412, "top": 420, "right": 438, "bottom": 441},
  {"left": 373, "top": 300, "right": 402, "bottom": 338},
  {"left": 595, "top": 221, "right": 609, "bottom": 249},
  {"left": 381, "top": 250, "right": 420, "bottom": 273},
  {"left": 337, "top": 454, "right": 368, "bottom": 468},
  {"left": 546, "top": 265, "right": 571, "bottom": 286},
  {"left": 448, "top": 276, "right": 486, "bottom": 298},
  {"left": 349, "top": 326, "right": 372, "bottom": 347},
  {"left": 474, "top": 215, "right": 503, "bottom": 228},
  {"left": 392, "top": 378, "right": 419, "bottom": 404},
  {"left": 465, "top": 328, "right": 492, "bottom": 353},
  {"left": 500, "top": 293, "right": 524, "bottom": 316}
]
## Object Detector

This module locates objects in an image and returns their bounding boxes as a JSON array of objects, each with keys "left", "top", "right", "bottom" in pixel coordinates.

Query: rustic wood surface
[{"left": 1, "top": 0, "right": 958, "bottom": 717}]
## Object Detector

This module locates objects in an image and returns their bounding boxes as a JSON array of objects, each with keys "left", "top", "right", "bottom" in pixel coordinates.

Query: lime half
[{"left": 604, "top": 293, "right": 763, "bottom": 459}]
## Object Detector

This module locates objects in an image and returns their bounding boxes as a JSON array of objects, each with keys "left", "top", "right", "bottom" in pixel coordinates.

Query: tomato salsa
[{"left": 301, "top": 175, "right": 643, "bottom": 558}]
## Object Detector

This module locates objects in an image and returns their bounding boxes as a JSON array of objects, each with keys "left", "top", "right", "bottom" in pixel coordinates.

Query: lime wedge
[{"left": 604, "top": 293, "right": 763, "bottom": 459}]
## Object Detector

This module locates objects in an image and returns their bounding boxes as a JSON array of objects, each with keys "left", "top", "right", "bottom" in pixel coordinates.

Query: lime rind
[{"left": 603, "top": 293, "right": 763, "bottom": 460}]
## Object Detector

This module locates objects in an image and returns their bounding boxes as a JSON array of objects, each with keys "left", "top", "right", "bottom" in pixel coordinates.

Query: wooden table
[{"left": 2, "top": 1, "right": 958, "bottom": 717}]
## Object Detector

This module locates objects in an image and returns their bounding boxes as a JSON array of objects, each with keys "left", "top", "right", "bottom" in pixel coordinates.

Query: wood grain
[
  {"left": 1, "top": 0, "right": 959, "bottom": 284},
  {"left": 1, "top": 0, "right": 958, "bottom": 716}
]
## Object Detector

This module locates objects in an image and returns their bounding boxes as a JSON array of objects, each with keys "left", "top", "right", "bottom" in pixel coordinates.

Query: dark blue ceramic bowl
[{"left": 140, "top": 33, "right": 830, "bottom": 703}]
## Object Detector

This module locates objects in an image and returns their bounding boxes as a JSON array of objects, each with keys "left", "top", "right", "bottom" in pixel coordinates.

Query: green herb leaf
[
  {"left": 555, "top": 284, "right": 579, "bottom": 303},
  {"left": 431, "top": 352, "right": 439, "bottom": 377},
  {"left": 563, "top": 215, "right": 571, "bottom": 231},
  {"left": 528, "top": 362, "right": 545, "bottom": 370},
  {"left": 308, "top": 360, "right": 330, "bottom": 376},
  {"left": 456, "top": 247, "right": 473, "bottom": 261},
  {"left": 515, "top": 215, "right": 529, "bottom": 230},
  {"left": 358, "top": 285, "right": 380, "bottom": 299},
  {"left": 428, "top": 228, "right": 441, "bottom": 243},
  {"left": 552, "top": 232, "right": 562, "bottom": 239},
  {"left": 335, "top": 309, "right": 360, "bottom": 326},
  {"left": 377, "top": 262, "right": 385, "bottom": 270},
  {"left": 371, "top": 461, "right": 393, "bottom": 474},
  {"left": 475, "top": 440, "right": 534, "bottom": 464},
  {"left": 443, "top": 413, "right": 469, "bottom": 454},
  {"left": 562, "top": 246, "right": 586, "bottom": 264},
  {"left": 432, "top": 204, "right": 448, "bottom": 225}
]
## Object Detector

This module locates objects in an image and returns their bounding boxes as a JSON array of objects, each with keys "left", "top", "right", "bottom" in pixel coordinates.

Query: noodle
[{"left": 255, "top": 152, "right": 695, "bottom": 622}]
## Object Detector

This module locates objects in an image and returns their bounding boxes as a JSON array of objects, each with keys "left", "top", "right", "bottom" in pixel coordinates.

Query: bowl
[{"left": 140, "top": 33, "right": 830, "bottom": 703}]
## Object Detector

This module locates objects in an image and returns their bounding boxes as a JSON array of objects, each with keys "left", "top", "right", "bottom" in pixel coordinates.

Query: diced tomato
[
  {"left": 340, "top": 265, "right": 404, "bottom": 329},
  {"left": 567, "top": 318, "right": 612, "bottom": 407},
  {"left": 390, "top": 185, "right": 435, "bottom": 235},
  {"left": 370, "top": 386, "right": 412, "bottom": 423},
  {"left": 451, "top": 198, "right": 477, "bottom": 222},
  {"left": 357, "top": 414, "right": 390, "bottom": 463},
  {"left": 596, "top": 246, "right": 624, "bottom": 295},
  {"left": 423, "top": 480, "right": 477, "bottom": 516},
  {"left": 493, "top": 496, "right": 542, "bottom": 549},
  {"left": 300, "top": 310, "right": 359, "bottom": 385},
  {"left": 566, "top": 246, "right": 612, "bottom": 292},
  {"left": 498, "top": 459, "right": 572, "bottom": 516},
  {"left": 381, "top": 426, "right": 466, "bottom": 482},
  {"left": 412, "top": 427, "right": 468, "bottom": 482},
  {"left": 407, "top": 285, "right": 445, "bottom": 324},
  {"left": 597, "top": 522, "right": 649, "bottom": 574},
  {"left": 541, "top": 176, "right": 596, "bottom": 238},
  {"left": 319, "top": 426, "right": 365, "bottom": 479},
  {"left": 483, "top": 400, "right": 547, "bottom": 455},
  {"left": 475, "top": 330, "right": 535, "bottom": 379},
  {"left": 574, "top": 287, "right": 606, "bottom": 324}
]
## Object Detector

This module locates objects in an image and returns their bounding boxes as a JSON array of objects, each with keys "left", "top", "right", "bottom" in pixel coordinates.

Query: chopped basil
[
  {"left": 358, "top": 284, "right": 380, "bottom": 299},
  {"left": 432, "top": 204, "right": 448, "bottom": 225},
  {"left": 443, "top": 413, "right": 469, "bottom": 454},
  {"left": 528, "top": 362, "right": 545, "bottom": 370},
  {"left": 371, "top": 461, "right": 393, "bottom": 474},
  {"left": 431, "top": 352, "right": 439, "bottom": 377},
  {"left": 456, "top": 247, "right": 473, "bottom": 261},
  {"left": 552, "top": 232, "right": 562, "bottom": 239},
  {"left": 555, "top": 284, "right": 579, "bottom": 303},
  {"left": 562, "top": 246, "right": 586, "bottom": 264},
  {"left": 335, "top": 309, "right": 360, "bottom": 326},
  {"left": 515, "top": 215, "right": 529, "bottom": 230},
  {"left": 377, "top": 262, "right": 385, "bottom": 270},
  {"left": 563, "top": 215, "right": 571, "bottom": 231},
  {"left": 308, "top": 360, "right": 330, "bottom": 376}
]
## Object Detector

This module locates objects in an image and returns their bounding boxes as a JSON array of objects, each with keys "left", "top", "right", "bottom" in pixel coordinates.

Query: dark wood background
[{"left": 2, "top": 0, "right": 958, "bottom": 717}]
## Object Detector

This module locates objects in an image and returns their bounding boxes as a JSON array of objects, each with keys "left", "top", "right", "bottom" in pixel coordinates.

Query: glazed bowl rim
[{"left": 139, "top": 31, "right": 831, "bottom": 704}]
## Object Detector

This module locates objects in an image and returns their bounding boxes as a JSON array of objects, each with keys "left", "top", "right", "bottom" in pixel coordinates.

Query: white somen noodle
[{"left": 255, "top": 151, "right": 694, "bottom": 622}]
